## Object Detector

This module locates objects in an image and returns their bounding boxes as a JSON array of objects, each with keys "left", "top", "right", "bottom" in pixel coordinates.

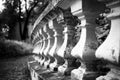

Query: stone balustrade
[{"left": 28, "top": 0, "right": 120, "bottom": 80}]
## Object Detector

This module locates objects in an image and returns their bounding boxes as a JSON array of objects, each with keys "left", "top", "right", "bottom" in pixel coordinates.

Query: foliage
[
  {"left": 0, "top": 0, "right": 49, "bottom": 40},
  {"left": 95, "top": 12, "right": 111, "bottom": 45},
  {"left": 0, "top": 24, "right": 9, "bottom": 39},
  {"left": 0, "top": 39, "right": 33, "bottom": 58}
]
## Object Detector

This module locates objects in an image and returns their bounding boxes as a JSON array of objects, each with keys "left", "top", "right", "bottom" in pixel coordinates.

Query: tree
[
  {"left": 0, "top": 24, "right": 9, "bottom": 39},
  {"left": 18, "top": 0, "right": 49, "bottom": 40},
  {"left": 0, "top": 0, "right": 18, "bottom": 39},
  {"left": 0, "top": 0, "right": 49, "bottom": 41}
]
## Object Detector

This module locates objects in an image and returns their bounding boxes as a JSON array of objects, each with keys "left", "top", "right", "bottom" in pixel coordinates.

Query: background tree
[
  {"left": 0, "top": 0, "right": 49, "bottom": 41},
  {"left": 18, "top": 0, "right": 49, "bottom": 40},
  {"left": 0, "top": 0, "right": 18, "bottom": 39}
]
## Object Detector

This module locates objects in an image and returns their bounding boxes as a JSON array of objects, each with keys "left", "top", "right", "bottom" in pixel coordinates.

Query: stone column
[
  {"left": 48, "top": 19, "right": 64, "bottom": 71},
  {"left": 57, "top": 25, "right": 68, "bottom": 74},
  {"left": 70, "top": 0, "right": 106, "bottom": 80},
  {"left": 35, "top": 29, "right": 44, "bottom": 63},
  {"left": 43, "top": 24, "right": 54, "bottom": 69},
  {"left": 96, "top": 0, "right": 120, "bottom": 80},
  {"left": 41, "top": 25, "right": 50, "bottom": 68},
  {"left": 32, "top": 31, "right": 42, "bottom": 54},
  {"left": 39, "top": 26, "right": 48, "bottom": 66},
  {"left": 32, "top": 32, "right": 39, "bottom": 46},
  {"left": 56, "top": 9, "right": 80, "bottom": 75},
  {"left": 33, "top": 31, "right": 43, "bottom": 62}
]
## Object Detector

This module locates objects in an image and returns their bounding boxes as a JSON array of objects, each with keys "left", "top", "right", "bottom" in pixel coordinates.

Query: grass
[
  {"left": 0, "top": 56, "right": 33, "bottom": 80},
  {"left": 0, "top": 39, "right": 35, "bottom": 80},
  {"left": 0, "top": 39, "right": 34, "bottom": 58}
]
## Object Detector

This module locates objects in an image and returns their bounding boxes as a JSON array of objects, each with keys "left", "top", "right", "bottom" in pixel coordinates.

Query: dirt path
[{"left": 0, "top": 55, "right": 34, "bottom": 80}]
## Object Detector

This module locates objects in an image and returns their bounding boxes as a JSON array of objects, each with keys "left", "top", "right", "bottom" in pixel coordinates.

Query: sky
[
  {"left": 0, "top": 0, "right": 30, "bottom": 13},
  {"left": 0, "top": 0, "right": 5, "bottom": 12}
]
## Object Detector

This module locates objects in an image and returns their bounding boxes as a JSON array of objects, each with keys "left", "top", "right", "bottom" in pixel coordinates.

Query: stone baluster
[
  {"left": 46, "top": 20, "right": 55, "bottom": 69},
  {"left": 48, "top": 30, "right": 58, "bottom": 71},
  {"left": 32, "top": 32, "right": 41, "bottom": 54},
  {"left": 70, "top": 0, "right": 106, "bottom": 80},
  {"left": 43, "top": 20, "right": 55, "bottom": 69},
  {"left": 48, "top": 19, "right": 64, "bottom": 71},
  {"left": 39, "top": 26, "right": 48, "bottom": 66},
  {"left": 33, "top": 35, "right": 43, "bottom": 62},
  {"left": 56, "top": 9, "right": 79, "bottom": 76},
  {"left": 57, "top": 25, "right": 68, "bottom": 74},
  {"left": 95, "top": 0, "right": 120, "bottom": 80},
  {"left": 43, "top": 24, "right": 54, "bottom": 69},
  {"left": 41, "top": 26, "right": 48, "bottom": 66},
  {"left": 31, "top": 31, "right": 41, "bottom": 62},
  {"left": 38, "top": 29, "right": 44, "bottom": 55},
  {"left": 41, "top": 25, "right": 50, "bottom": 68},
  {"left": 36, "top": 29, "right": 44, "bottom": 63},
  {"left": 32, "top": 32, "right": 39, "bottom": 46}
]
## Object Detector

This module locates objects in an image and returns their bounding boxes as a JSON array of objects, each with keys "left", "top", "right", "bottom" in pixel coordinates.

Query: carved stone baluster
[
  {"left": 48, "top": 19, "right": 64, "bottom": 71},
  {"left": 70, "top": 16, "right": 87, "bottom": 80},
  {"left": 36, "top": 29, "right": 44, "bottom": 63},
  {"left": 43, "top": 24, "right": 54, "bottom": 69},
  {"left": 32, "top": 32, "right": 41, "bottom": 54},
  {"left": 39, "top": 26, "right": 48, "bottom": 66},
  {"left": 33, "top": 37, "right": 43, "bottom": 62},
  {"left": 70, "top": 0, "right": 106, "bottom": 80},
  {"left": 38, "top": 41, "right": 43, "bottom": 55},
  {"left": 57, "top": 26, "right": 68, "bottom": 74},
  {"left": 37, "top": 31, "right": 44, "bottom": 55},
  {"left": 32, "top": 32, "right": 42, "bottom": 62},
  {"left": 96, "top": 0, "right": 120, "bottom": 80},
  {"left": 41, "top": 25, "right": 50, "bottom": 68},
  {"left": 49, "top": 29, "right": 58, "bottom": 71},
  {"left": 41, "top": 26, "right": 48, "bottom": 66},
  {"left": 32, "top": 31, "right": 39, "bottom": 47},
  {"left": 47, "top": 20, "right": 56, "bottom": 70},
  {"left": 55, "top": 9, "right": 79, "bottom": 76},
  {"left": 37, "top": 41, "right": 44, "bottom": 63},
  {"left": 44, "top": 20, "right": 55, "bottom": 69}
]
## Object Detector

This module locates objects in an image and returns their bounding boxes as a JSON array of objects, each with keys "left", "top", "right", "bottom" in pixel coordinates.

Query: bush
[{"left": 0, "top": 39, "right": 34, "bottom": 59}]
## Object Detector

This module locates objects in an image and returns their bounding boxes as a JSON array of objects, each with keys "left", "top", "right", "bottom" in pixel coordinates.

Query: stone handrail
[{"left": 32, "top": 0, "right": 61, "bottom": 33}]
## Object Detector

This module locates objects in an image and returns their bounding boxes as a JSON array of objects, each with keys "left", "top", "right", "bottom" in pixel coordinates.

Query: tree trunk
[
  {"left": 18, "top": 19, "right": 22, "bottom": 40},
  {"left": 18, "top": 0, "right": 23, "bottom": 40},
  {"left": 22, "top": 12, "right": 31, "bottom": 40}
]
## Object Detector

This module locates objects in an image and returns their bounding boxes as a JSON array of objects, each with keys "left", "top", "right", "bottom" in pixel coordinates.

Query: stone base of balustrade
[
  {"left": 28, "top": 59, "right": 115, "bottom": 80},
  {"left": 28, "top": 60, "right": 50, "bottom": 80},
  {"left": 71, "top": 68, "right": 100, "bottom": 80},
  {"left": 38, "top": 71, "right": 71, "bottom": 80},
  {"left": 57, "top": 65, "right": 77, "bottom": 76},
  {"left": 71, "top": 65, "right": 110, "bottom": 80},
  {"left": 28, "top": 60, "right": 72, "bottom": 80},
  {"left": 96, "top": 65, "right": 120, "bottom": 80}
]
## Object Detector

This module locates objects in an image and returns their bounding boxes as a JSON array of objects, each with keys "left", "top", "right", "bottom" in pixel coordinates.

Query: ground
[
  {"left": 0, "top": 55, "right": 33, "bottom": 80},
  {"left": 0, "top": 39, "right": 34, "bottom": 80}
]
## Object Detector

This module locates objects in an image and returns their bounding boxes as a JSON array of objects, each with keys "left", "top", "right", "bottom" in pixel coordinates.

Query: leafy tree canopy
[{"left": 0, "top": 0, "right": 49, "bottom": 40}]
